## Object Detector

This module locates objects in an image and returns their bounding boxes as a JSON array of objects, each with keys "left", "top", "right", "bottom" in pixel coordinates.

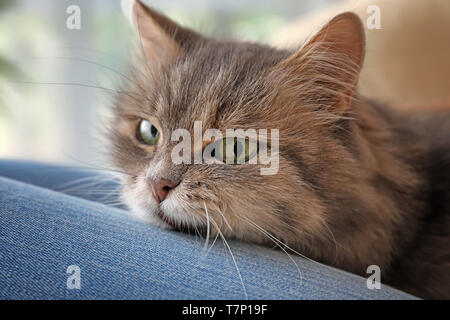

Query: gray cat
[{"left": 110, "top": 0, "right": 450, "bottom": 299}]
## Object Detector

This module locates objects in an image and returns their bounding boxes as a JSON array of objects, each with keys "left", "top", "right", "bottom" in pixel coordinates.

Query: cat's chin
[
  {"left": 135, "top": 205, "right": 203, "bottom": 232},
  {"left": 155, "top": 210, "right": 177, "bottom": 228},
  {"left": 122, "top": 187, "right": 170, "bottom": 228},
  {"left": 122, "top": 191, "right": 200, "bottom": 231},
  {"left": 126, "top": 201, "right": 172, "bottom": 229}
]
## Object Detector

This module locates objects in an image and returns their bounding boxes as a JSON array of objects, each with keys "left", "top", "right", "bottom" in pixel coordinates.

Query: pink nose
[{"left": 147, "top": 178, "right": 176, "bottom": 203}]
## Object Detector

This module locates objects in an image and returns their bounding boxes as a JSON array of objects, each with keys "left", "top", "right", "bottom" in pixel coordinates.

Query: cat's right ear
[
  {"left": 276, "top": 12, "right": 365, "bottom": 113},
  {"left": 121, "top": 0, "right": 202, "bottom": 64}
]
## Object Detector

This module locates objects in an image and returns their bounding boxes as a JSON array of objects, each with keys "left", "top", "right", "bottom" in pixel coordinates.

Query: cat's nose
[{"left": 147, "top": 178, "right": 176, "bottom": 203}]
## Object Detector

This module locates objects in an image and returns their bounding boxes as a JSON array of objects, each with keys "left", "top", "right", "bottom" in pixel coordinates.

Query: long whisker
[
  {"left": 57, "top": 46, "right": 150, "bottom": 80},
  {"left": 210, "top": 216, "right": 248, "bottom": 300},
  {"left": 207, "top": 229, "right": 220, "bottom": 252},
  {"left": 57, "top": 175, "right": 121, "bottom": 193},
  {"left": 216, "top": 206, "right": 233, "bottom": 232},
  {"left": 190, "top": 212, "right": 203, "bottom": 239},
  {"left": 322, "top": 219, "right": 339, "bottom": 265},
  {"left": 240, "top": 215, "right": 352, "bottom": 278},
  {"left": 203, "top": 201, "right": 211, "bottom": 250},
  {"left": 59, "top": 152, "right": 133, "bottom": 177},
  {"left": 7, "top": 80, "right": 141, "bottom": 101},
  {"left": 50, "top": 46, "right": 126, "bottom": 61},
  {"left": 241, "top": 216, "right": 303, "bottom": 286},
  {"left": 27, "top": 57, "right": 134, "bottom": 86}
]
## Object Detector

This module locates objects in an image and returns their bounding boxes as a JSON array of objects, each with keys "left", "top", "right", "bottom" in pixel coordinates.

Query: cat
[{"left": 111, "top": 0, "right": 450, "bottom": 299}]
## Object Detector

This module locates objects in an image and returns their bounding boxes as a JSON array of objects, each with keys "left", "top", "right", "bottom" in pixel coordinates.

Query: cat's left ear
[
  {"left": 278, "top": 12, "right": 365, "bottom": 112},
  {"left": 122, "top": 0, "right": 202, "bottom": 64}
]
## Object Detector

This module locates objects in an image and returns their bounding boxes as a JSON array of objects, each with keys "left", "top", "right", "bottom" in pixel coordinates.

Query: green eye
[
  {"left": 213, "top": 137, "right": 258, "bottom": 164},
  {"left": 137, "top": 119, "right": 160, "bottom": 145}
]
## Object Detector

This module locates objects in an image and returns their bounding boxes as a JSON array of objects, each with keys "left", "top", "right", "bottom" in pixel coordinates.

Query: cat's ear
[
  {"left": 278, "top": 12, "right": 365, "bottom": 112},
  {"left": 122, "top": 0, "right": 202, "bottom": 64}
]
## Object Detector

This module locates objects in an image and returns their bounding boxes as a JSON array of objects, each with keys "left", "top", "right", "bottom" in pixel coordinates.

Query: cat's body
[
  {"left": 385, "top": 106, "right": 450, "bottom": 299},
  {"left": 112, "top": 0, "right": 450, "bottom": 299},
  {"left": 310, "top": 98, "right": 450, "bottom": 299}
]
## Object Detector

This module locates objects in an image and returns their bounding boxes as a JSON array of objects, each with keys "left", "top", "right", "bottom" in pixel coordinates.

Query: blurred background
[{"left": 0, "top": 0, "right": 333, "bottom": 167}]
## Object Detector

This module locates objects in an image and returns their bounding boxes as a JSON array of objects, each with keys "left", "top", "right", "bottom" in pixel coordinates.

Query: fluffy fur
[{"left": 110, "top": 0, "right": 450, "bottom": 299}]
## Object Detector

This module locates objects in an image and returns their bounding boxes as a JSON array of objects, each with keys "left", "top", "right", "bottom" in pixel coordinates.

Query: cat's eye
[
  {"left": 212, "top": 137, "right": 258, "bottom": 164},
  {"left": 136, "top": 119, "right": 160, "bottom": 145}
]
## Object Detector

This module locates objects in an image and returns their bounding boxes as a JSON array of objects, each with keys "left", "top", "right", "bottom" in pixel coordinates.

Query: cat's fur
[{"left": 111, "top": 0, "right": 450, "bottom": 299}]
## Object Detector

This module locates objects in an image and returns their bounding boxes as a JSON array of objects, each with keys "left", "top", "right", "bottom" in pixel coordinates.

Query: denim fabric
[{"left": 0, "top": 160, "right": 417, "bottom": 299}]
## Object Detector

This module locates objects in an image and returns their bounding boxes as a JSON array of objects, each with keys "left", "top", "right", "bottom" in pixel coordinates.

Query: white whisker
[
  {"left": 240, "top": 215, "right": 352, "bottom": 278},
  {"left": 203, "top": 201, "right": 211, "bottom": 250},
  {"left": 241, "top": 216, "right": 303, "bottom": 287},
  {"left": 216, "top": 207, "right": 233, "bottom": 232},
  {"left": 210, "top": 217, "right": 248, "bottom": 300}
]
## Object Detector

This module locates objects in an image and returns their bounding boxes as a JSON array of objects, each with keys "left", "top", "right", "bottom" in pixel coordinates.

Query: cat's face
[{"left": 111, "top": 0, "right": 365, "bottom": 248}]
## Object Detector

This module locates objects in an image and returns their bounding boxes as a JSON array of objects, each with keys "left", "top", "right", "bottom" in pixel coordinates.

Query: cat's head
[{"left": 111, "top": 0, "right": 365, "bottom": 248}]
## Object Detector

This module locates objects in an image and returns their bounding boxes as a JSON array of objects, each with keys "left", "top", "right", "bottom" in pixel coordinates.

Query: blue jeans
[{"left": 0, "top": 160, "right": 416, "bottom": 299}]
